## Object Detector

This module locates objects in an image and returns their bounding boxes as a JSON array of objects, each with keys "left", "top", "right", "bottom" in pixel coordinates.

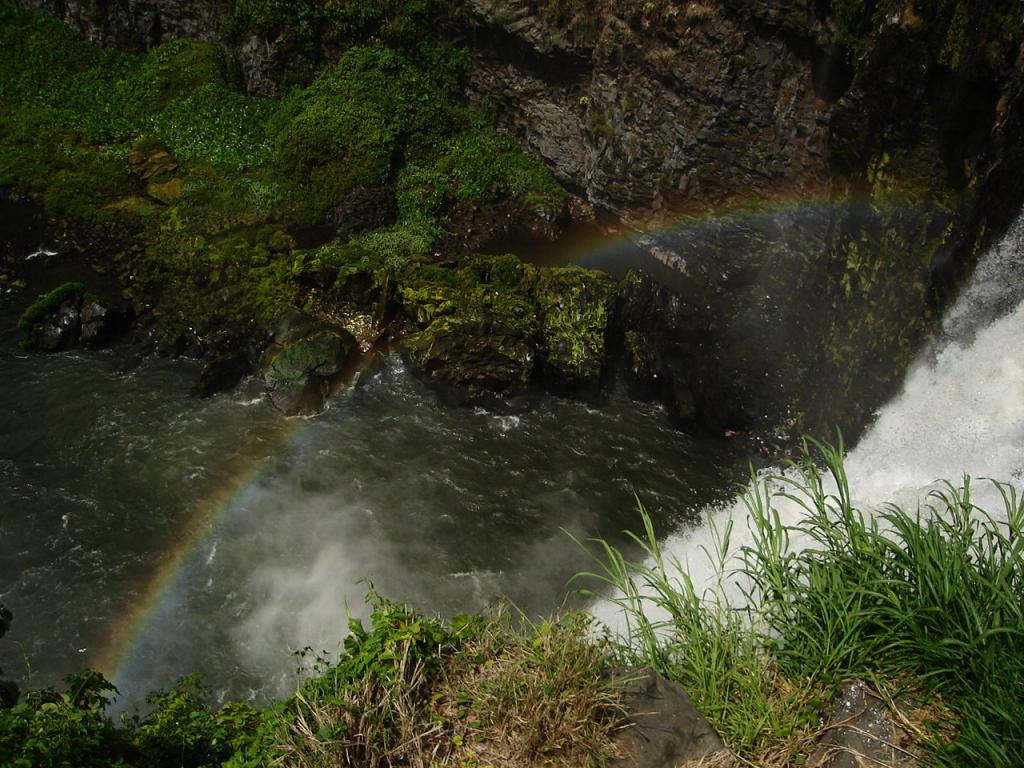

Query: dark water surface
[{"left": 0, "top": 277, "right": 745, "bottom": 708}]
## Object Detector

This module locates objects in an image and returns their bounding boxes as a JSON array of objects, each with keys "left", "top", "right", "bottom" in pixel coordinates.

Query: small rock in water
[{"left": 260, "top": 313, "right": 357, "bottom": 415}]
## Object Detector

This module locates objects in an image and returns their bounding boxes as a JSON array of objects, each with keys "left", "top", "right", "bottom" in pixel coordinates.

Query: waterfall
[{"left": 592, "top": 209, "right": 1024, "bottom": 625}]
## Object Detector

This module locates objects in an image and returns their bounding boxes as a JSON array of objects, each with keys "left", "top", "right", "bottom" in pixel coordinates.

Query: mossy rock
[
  {"left": 397, "top": 255, "right": 543, "bottom": 408},
  {"left": 535, "top": 267, "right": 615, "bottom": 391},
  {"left": 401, "top": 314, "right": 537, "bottom": 410},
  {"left": 17, "top": 282, "right": 98, "bottom": 351},
  {"left": 146, "top": 177, "right": 184, "bottom": 204},
  {"left": 397, "top": 255, "right": 538, "bottom": 335},
  {"left": 261, "top": 320, "right": 356, "bottom": 415}
]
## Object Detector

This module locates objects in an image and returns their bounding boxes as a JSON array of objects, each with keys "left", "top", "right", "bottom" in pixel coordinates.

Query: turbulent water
[
  {"left": 3, "top": 203, "right": 1022, "bottom": 711},
  {"left": 0, "top": 294, "right": 744, "bottom": 707},
  {"left": 594, "top": 210, "right": 1024, "bottom": 626}
]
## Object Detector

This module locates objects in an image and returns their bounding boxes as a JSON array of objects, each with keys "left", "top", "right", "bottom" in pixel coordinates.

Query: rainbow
[
  {"left": 92, "top": 414, "right": 311, "bottom": 692},
  {"left": 91, "top": 187, "right": 922, "bottom": 696}
]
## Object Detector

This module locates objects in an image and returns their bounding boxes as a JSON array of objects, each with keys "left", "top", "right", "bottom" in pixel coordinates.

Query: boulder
[
  {"left": 401, "top": 315, "right": 535, "bottom": 410},
  {"left": 29, "top": 299, "right": 81, "bottom": 351},
  {"left": 808, "top": 680, "right": 918, "bottom": 768},
  {"left": 18, "top": 282, "right": 86, "bottom": 351},
  {"left": 607, "top": 667, "right": 724, "bottom": 768},
  {"left": 261, "top": 315, "right": 357, "bottom": 415}
]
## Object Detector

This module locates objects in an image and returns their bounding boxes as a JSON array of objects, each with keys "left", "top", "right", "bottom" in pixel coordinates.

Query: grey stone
[
  {"left": 808, "top": 680, "right": 917, "bottom": 768},
  {"left": 30, "top": 300, "right": 81, "bottom": 351},
  {"left": 608, "top": 667, "right": 724, "bottom": 768}
]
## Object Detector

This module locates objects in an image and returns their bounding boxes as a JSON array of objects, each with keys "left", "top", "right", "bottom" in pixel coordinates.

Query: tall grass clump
[{"left": 580, "top": 439, "right": 1024, "bottom": 765}]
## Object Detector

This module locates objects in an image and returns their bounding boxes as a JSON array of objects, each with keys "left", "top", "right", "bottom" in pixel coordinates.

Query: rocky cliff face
[
  {"left": 464, "top": 0, "right": 832, "bottom": 223},
  {"left": 16, "top": 0, "right": 224, "bottom": 48},
  {"left": 10, "top": 0, "right": 1024, "bottom": 440},
  {"left": 462, "top": 0, "right": 1024, "bottom": 435}
]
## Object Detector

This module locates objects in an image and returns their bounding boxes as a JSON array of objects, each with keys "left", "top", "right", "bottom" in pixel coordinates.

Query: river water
[
  {"left": 0, "top": 258, "right": 744, "bottom": 706},
  {"left": 3, "top": 203, "right": 1022, "bottom": 711}
]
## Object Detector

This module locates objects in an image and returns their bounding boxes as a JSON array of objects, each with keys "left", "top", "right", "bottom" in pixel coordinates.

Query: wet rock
[
  {"left": 29, "top": 300, "right": 81, "bottom": 351},
  {"left": 18, "top": 283, "right": 86, "bottom": 351},
  {"left": 535, "top": 267, "right": 615, "bottom": 393},
  {"left": 79, "top": 299, "right": 124, "bottom": 346},
  {"left": 607, "top": 667, "right": 724, "bottom": 768},
  {"left": 808, "top": 680, "right": 918, "bottom": 768},
  {"left": 261, "top": 315, "right": 357, "bottom": 415},
  {"left": 193, "top": 351, "right": 252, "bottom": 398},
  {"left": 401, "top": 315, "right": 536, "bottom": 410}
]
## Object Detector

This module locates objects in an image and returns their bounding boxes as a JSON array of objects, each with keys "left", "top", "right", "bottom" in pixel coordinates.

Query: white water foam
[{"left": 592, "top": 210, "right": 1024, "bottom": 629}]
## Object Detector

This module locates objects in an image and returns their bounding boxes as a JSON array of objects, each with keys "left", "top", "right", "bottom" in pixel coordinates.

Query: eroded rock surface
[{"left": 465, "top": 0, "right": 830, "bottom": 224}]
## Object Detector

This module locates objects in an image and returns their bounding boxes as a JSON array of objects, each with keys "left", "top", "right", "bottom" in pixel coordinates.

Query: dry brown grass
[
  {"left": 274, "top": 648, "right": 450, "bottom": 768},
  {"left": 436, "top": 614, "right": 625, "bottom": 768},
  {"left": 269, "top": 611, "right": 623, "bottom": 768}
]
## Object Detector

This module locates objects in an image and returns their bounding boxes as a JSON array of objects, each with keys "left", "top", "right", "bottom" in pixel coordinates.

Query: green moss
[
  {"left": 17, "top": 282, "right": 84, "bottom": 333},
  {"left": 535, "top": 267, "right": 615, "bottom": 380},
  {"left": 0, "top": 0, "right": 571, "bottom": 357}
]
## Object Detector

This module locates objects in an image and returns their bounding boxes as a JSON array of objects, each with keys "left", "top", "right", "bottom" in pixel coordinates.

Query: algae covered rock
[
  {"left": 17, "top": 282, "right": 124, "bottom": 351},
  {"left": 261, "top": 312, "right": 356, "bottom": 415},
  {"left": 396, "top": 255, "right": 619, "bottom": 407},
  {"left": 398, "top": 254, "right": 540, "bottom": 408},
  {"left": 535, "top": 267, "right": 614, "bottom": 393},
  {"left": 402, "top": 314, "right": 536, "bottom": 409}
]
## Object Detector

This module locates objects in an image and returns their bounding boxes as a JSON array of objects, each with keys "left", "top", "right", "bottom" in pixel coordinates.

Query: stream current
[
  {"left": 2, "top": 203, "right": 1023, "bottom": 711},
  {"left": 0, "top": 275, "right": 743, "bottom": 707}
]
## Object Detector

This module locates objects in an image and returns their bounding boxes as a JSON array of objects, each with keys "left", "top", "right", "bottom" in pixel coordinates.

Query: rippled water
[{"left": 0, "top": 285, "right": 745, "bottom": 706}]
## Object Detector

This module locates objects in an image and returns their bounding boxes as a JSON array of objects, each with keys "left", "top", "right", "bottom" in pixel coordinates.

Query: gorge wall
[{"left": 10, "top": 0, "right": 1024, "bottom": 440}]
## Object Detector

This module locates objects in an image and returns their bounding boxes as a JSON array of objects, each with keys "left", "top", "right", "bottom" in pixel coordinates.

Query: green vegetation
[
  {"left": 0, "top": 599, "right": 620, "bottom": 767},
  {"left": 0, "top": 0, "right": 565, "bottom": 352},
  {"left": 16, "top": 282, "right": 85, "bottom": 333},
  {"left": 829, "top": 0, "right": 1022, "bottom": 70},
  {"left": 580, "top": 439, "right": 1024, "bottom": 765}
]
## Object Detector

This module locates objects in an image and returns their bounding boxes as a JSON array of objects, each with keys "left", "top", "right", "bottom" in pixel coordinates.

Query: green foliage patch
[
  {"left": 0, "top": 0, "right": 565, "bottom": 350},
  {"left": 0, "top": 596, "right": 620, "bottom": 767}
]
